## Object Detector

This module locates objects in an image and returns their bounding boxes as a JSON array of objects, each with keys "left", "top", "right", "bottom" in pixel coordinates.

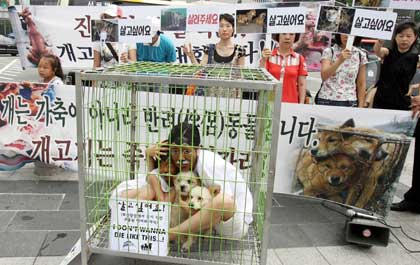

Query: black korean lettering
[
  {"left": 0, "top": 94, "right": 15, "bottom": 125},
  {"left": 226, "top": 113, "right": 240, "bottom": 139},
  {"left": 15, "top": 96, "right": 30, "bottom": 125},
  {"left": 143, "top": 106, "right": 159, "bottom": 133},
  {"left": 269, "top": 15, "right": 276, "bottom": 26},
  {"left": 280, "top": 115, "right": 297, "bottom": 144},
  {"left": 297, "top": 117, "right": 317, "bottom": 147},
  {"left": 57, "top": 43, "right": 77, "bottom": 62},
  {"left": 52, "top": 140, "right": 73, "bottom": 161},
  {"left": 52, "top": 97, "right": 68, "bottom": 127},
  {"left": 95, "top": 140, "right": 114, "bottom": 167}
]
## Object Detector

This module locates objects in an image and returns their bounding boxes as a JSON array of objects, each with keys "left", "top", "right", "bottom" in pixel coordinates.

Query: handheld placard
[{"left": 346, "top": 35, "right": 355, "bottom": 50}]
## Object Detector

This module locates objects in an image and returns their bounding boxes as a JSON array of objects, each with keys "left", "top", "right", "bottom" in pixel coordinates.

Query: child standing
[{"left": 37, "top": 54, "right": 64, "bottom": 103}]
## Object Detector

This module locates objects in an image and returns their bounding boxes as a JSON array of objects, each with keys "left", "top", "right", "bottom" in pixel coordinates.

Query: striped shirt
[{"left": 265, "top": 48, "right": 307, "bottom": 103}]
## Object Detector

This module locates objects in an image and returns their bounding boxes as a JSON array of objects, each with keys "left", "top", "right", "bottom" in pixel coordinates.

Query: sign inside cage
[
  {"left": 275, "top": 103, "right": 417, "bottom": 217},
  {"left": 267, "top": 7, "right": 306, "bottom": 33},
  {"left": 109, "top": 199, "right": 170, "bottom": 256},
  {"left": 316, "top": 6, "right": 397, "bottom": 40},
  {"left": 118, "top": 19, "right": 153, "bottom": 43}
]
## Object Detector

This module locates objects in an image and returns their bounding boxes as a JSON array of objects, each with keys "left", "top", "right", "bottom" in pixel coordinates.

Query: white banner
[
  {"left": 351, "top": 8, "right": 397, "bottom": 40},
  {"left": 267, "top": 7, "right": 306, "bottom": 33},
  {"left": 316, "top": 6, "right": 396, "bottom": 40},
  {"left": 390, "top": 0, "right": 420, "bottom": 9},
  {"left": 275, "top": 103, "right": 416, "bottom": 216},
  {"left": 118, "top": 19, "right": 153, "bottom": 43},
  {"left": 186, "top": 7, "right": 220, "bottom": 33},
  {"left": 109, "top": 199, "right": 170, "bottom": 256}
]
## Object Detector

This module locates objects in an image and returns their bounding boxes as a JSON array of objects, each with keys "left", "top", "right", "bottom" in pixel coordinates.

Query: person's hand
[
  {"left": 120, "top": 52, "right": 128, "bottom": 63},
  {"left": 146, "top": 140, "right": 169, "bottom": 161},
  {"left": 338, "top": 48, "right": 352, "bottom": 62},
  {"left": 411, "top": 95, "right": 420, "bottom": 118},
  {"left": 20, "top": 81, "right": 32, "bottom": 88},
  {"left": 261, "top": 48, "right": 271, "bottom": 59},
  {"left": 182, "top": 43, "right": 194, "bottom": 57}
]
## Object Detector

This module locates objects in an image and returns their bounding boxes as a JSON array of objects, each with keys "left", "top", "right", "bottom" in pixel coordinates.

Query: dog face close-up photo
[
  {"left": 311, "top": 119, "right": 388, "bottom": 162},
  {"left": 173, "top": 171, "right": 201, "bottom": 197},
  {"left": 337, "top": 8, "right": 355, "bottom": 34},
  {"left": 296, "top": 150, "right": 359, "bottom": 202},
  {"left": 188, "top": 185, "right": 220, "bottom": 211},
  {"left": 317, "top": 6, "right": 340, "bottom": 33}
]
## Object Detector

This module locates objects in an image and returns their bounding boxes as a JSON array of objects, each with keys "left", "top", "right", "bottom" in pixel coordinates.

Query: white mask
[{"left": 100, "top": 31, "right": 107, "bottom": 42}]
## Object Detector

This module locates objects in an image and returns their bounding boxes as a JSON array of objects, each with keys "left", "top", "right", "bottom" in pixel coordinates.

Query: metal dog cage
[{"left": 75, "top": 62, "right": 281, "bottom": 265}]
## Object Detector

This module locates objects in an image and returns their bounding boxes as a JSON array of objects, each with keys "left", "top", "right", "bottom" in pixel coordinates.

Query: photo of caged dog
[
  {"left": 170, "top": 170, "right": 220, "bottom": 252},
  {"left": 295, "top": 118, "right": 406, "bottom": 211},
  {"left": 317, "top": 6, "right": 341, "bottom": 33},
  {"left": 236, "top": 9, "right": 267, "bottom": 34}
]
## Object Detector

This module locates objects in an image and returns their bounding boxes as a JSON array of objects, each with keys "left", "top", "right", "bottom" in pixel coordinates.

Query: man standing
[{"left": 136, "top": 17, "right": 176, "bottom": 63}]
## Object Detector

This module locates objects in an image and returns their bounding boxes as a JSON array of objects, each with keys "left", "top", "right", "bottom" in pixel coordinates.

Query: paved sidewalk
[{"left": 0, "top": 151, "right": 419, "bottom": 265}]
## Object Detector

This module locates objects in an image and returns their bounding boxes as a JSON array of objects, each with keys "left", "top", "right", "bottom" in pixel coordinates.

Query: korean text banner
[
  {"left": 267, "top": 7, "right": 306, "bottom": 33},
  {"left": 9, "top": 3, "right": 330, "bottom": 71},
  {"left": 118, "top": 19, "right": 153, "bottom": 43},
  {"left": 275, "top": 103, "right": 416, "bottom": 217},
  {"left": 186, "top": 7, "right": 220, "bottom": 32},
  {"left": 316, "top": 6, "right": 397, "bottom": 40},
  {"left": 0, "top": 82, "right": 78, "bottom": 171}
]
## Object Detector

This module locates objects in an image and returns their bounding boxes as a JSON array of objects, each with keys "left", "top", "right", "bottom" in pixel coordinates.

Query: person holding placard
[
  {"left": 184, "top": 14, "right": 245, "bottom": 66},
  {"left": 315, "top": 34, "right": 367, "bottom": 107},
  {"left": 183, "top": 14, "right": 245, "bottom": 97},
  {"left": 260, "top": 33, "right": 308, "bottom": 104},
  {"left": 136, "top": 17, "right": 176, "bottom": 63},
  {"left": 93, "top": 5, "right": 136, "bottom": 69},
  {"left": 372, "top": 21, "right": 420, "bottom": 213}
]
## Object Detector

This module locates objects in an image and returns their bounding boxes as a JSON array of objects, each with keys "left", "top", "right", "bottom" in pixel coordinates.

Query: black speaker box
[{"left": 345, "top": 218, "right": 390, "bottom": 247}]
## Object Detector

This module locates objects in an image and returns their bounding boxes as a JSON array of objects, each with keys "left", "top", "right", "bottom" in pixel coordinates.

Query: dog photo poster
[{"left": 274, "top": 103, "right": 417, "bottom": 217}]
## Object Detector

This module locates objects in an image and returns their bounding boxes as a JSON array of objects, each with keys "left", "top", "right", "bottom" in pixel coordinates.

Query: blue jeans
[{"left": 315, "top": 97, "right": 358, "bottom": 107}]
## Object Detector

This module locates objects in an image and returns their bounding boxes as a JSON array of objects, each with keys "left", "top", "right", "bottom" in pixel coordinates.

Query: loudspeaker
[{"left": 345, "top": 218, "right": 390, "bottom": 247}]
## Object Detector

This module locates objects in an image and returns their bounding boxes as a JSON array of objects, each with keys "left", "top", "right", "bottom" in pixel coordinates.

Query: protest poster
[
  {"left": 275, "top": 103, "right": 417, "bottom": 217},
  {"left": 109, "top": 199, "right": 170, "bottom": 256},
  {"left": 161, "top": 8, "right": 187, "bottom": 32},
  {"left": 118, "top": 19, "right": 153, "bottom": 43},
  {"left": 294, "top": 2, "right": 332, "bottom": 72},
  {"left": 267, "top": 7, "right": 306, "bottom": 33},
  {"left": 8, "top": 3, "right": 331, "bottom": 71},
  {"left": 236, "top": 8, "right": 268, "bottom": 34},
  {"left": 186, "top": 7, "right": 220, "bottom": 32},
  {"left": 0, "top": 82, "right": 78, "bottom": 171},
  {"left": 353, "top": 0, "right": 420, "bottom": 10},
  {"left": 91, "top": 19, "right": 118, "bottom": 42},
  {"left": 316, "top": 6, "right": 397, "bottom": 40},
  {"left": 351, "top": 8, "right": 397, "bottom": 40}
]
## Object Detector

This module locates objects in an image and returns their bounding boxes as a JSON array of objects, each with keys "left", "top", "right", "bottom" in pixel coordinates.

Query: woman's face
[
  {"left": 278, "top": 33, "right": 296, "bottom": 48},
  {"left": 218, "top": 18, "right": 234, "bottom": 40},
  {"left": 340, "top": 34, "right": 348, "bottom": 47},
  {"left": 170, "top": 145, "right": 198, "bottom": 171},
  {"left": 395, "top": 28, "right": 417, "bottom": 53}
]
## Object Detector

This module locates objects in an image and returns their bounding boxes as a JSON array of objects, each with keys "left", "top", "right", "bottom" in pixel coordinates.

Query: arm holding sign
[
  {"left": 373, "top": 40, "right": 389, "bottom": 59},
  {"left": 320, "top": 47, "right": 351, "bottom": 81},
  {"left": 259, "top": 48, "right": 271, "bottom": 68}
]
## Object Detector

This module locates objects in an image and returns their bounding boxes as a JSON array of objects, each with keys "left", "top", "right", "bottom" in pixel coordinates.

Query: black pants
[{"left": 404, "top": 121, "right": 420, "bottom": 203}]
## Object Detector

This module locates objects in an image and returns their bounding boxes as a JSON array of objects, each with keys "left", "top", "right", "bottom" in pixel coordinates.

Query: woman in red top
[{"left": 260, "top": 33, "right": 308, "bottom": 103}]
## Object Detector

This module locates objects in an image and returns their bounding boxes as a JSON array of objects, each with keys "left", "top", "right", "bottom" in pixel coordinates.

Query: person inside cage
[
  {"left": 110, "top": 141, "right": 179, "bottom": 204},
  {"left": 165, "top": 122, "right": 253, "bottom": 240}
]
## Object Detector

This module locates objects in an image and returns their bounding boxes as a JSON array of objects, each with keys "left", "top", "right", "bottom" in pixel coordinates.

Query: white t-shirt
[
  {"left": 194, "top": 149, "right": 253, "bottom": 224},
  {"left": 93, "top": 42, "right": 136, "bottom": 67}
]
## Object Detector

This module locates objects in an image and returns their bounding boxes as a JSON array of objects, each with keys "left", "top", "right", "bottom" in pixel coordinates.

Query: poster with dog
[
  {"left": 316, "top": 5, "right": 397, "bottom": 40},
  {"left": 275, "top": 103, "right": 417, "bottom": 217},
  {"left": 236, "top": 9, "right": 268, "bottom": 34}
]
